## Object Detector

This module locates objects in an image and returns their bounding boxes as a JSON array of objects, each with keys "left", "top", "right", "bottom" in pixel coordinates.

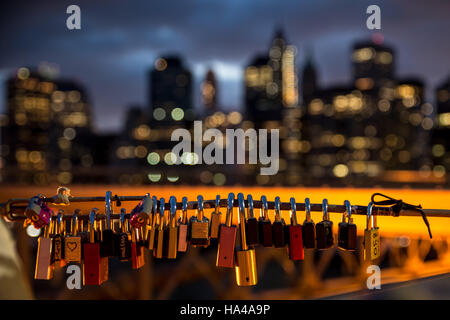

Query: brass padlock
[
  {"left": 177, "top": 197, "right": 189, "bottom": 252},
  {"left": 64, "top": 210, "right": 82, "bottom": 263},
  {"left": 364, "top": 202, "right": 380, "bottom": 261},
  {"left": 35, "top": 220, "right": 54, "bottom": 280},
  {"left": 153, "top": 197, "right": 165, "bottom": 259},
  {"left": 210, "top": 195, "right": 222, "bottom": 239},
  {"left": 190, "top": 195, "right": 210, "bottom": 247},
  {"left": 146, "top": 196, "right": 158, "bottom": 251},
  {"left": 235, "top": 193, "right": 258, "bottom": 286},
  {"left": 216, "top": 193, "right": 237, "bottom": 268},
  {"left": 165, "top": 196, "right": 178, "bottom": 259}
]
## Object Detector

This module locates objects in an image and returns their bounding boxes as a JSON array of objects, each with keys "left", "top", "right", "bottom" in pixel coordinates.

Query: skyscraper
[
  {"left": 245, "top": 28, "right": 298, "bottom": 126},
  {"left": 1, "top": 67, "right": 92, "bottom": 184},
  {"left": 149, "top": 55, "right": 194, "bottom": 126},
  {"left": 431, "top": 77, "right": 450, "bottom": 176},
  {"left": 201, "top": 69, "right": 218, "bottom": 113}
]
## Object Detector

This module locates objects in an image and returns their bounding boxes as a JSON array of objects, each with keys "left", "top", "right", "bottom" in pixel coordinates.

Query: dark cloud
[{"left": 0, "top": 0, "right": 449, "bottom": 131}]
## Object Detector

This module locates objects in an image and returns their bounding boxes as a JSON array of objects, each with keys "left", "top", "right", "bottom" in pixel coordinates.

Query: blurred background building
[{"left": 0, "top": 30, "right": 448, "bottom": 187}]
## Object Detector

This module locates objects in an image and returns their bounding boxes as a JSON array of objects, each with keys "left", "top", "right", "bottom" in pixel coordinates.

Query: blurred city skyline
[{"left": 1, "top": 0, "right": 449, "bottom": 132}]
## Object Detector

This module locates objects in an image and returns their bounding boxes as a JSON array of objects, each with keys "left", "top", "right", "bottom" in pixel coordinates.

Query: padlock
[
  {"left": 26, "top": 194, "right": 43, "bottom": 219},
  {"left": 316, "top": 199, "right": 334, "bottom": 249},
  {"left": 165, "top": 196, "right": 178, "bottom": 259},
  {"left": 153, "top": 197, "right": 165, "bottom": 259},
  {"left": 78, "top": 213, "right": 90, "bottom": 257},
  {"left": 338, "top": 200, "right": 357, "bottom": 251},
  {"left": 190, "top": 195, "right": 210, "bottom": 247},
  {"left": 272, "top": 196, "right": 286, "bottom": 248},
  {"left": 64, "top": 210, "right": 82, "bottom": 263},
  {"left": 209, "top": 195, "right": 222, "bottom": 239},
  {"left": 116, "top": 208, "right": 131, "bottom": 261},
  {"left": 83, "top": 208, "right": 102, "bottom": 285},
  {"left": 258, "top": 195, "right": 272, "bottom": 247},
  {"left": 216, "top": 193, "right": 237, "bottom": 268},
  {"left": 245, "top": 194, "right": 259, "bottom": 245},
  {"left": 146, "top": 196, "right": 158, "bottom": 251},
  {"left": 52, "top": 210, "right": 63, "bottom": 265},
  {"left": 58, "top": 213, "right": 67, "bottom": 268},
  {"left": 96, "top": 219, "right": 109, "bottom": 284},
  {"left": 27, "top": 196, "right": 51, "bottom": 229},
  {"left": 34, "top": 220, "right": 54, "bottom": 280},
  {"left": 130, "top": 193, "right": 152, "bottom": 229},
  {"left": 177, "top": 197, "right": 189, "bottom": 252},
  {"left": 235, "top": 193, "right": 258, "bottom": 286},
  {"left": 302, "top": 197, "right": 316, "bottom": 249},
  {"left": 363, "top": 202, "right": 381, "bottom": 261},
  {"left": 101, "top": 191, "right": 116, "bottom": 257},
  {"left": 131, "top": 226, "right": 145, "bottom": 269},
  {"left": 287, "top": 197, "right": 304, "bottom": 260},
  {"left": 26, "top": 195, "right": 50, "bottom": 229}
]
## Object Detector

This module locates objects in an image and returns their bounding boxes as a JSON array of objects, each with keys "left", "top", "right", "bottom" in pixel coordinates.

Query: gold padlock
[
  {"left": 363, "top": 202, "right": 380, "bottom": 261},
  {"left": 153, "top": 197, "right": 165, "bottom": 259},
  {"left": 209, "top": 195, "right": 222, "bottom": 239},
  {"left": 235, "top": 193, "right": 257, "bottom": 286},
  {"left": 65, "top": 210, "right": 82, "bottom": 263},
  {"left": 190, "top": 195, "right": 210, "bottom": 247},
  {"left": 166, "top": 196, "right": 178, "bottom": 259}
]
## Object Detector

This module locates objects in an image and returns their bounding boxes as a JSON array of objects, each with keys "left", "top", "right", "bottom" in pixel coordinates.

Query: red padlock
[
  {"left": 83, "top": 209, "right": 102, "bottom": 285},
  {"left": 287, "top": 197, "right": 304, "bottom": 261},
  {"left": 216, "top": 193, "right": 237, "bottom": 268}
]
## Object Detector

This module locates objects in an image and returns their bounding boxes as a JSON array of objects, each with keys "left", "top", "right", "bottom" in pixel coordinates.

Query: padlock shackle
[
  {"left": 215, "top": 195, "right": 220, "bottom": 214},
  {"left": 344, "top": 200, "right": 352, "bottom": 222},
  {"left": 56, "top": 210, "right": 63, "bottom": 234},
  {"left": 322, "top": 199, "right": 329, "bottom": 221},
  {"left": 43, "top": 220, "right": 51, "bottom": 238},
  {"left": 72, "top": 209, "right": 79, "bottom": 235},
  {"left": 89, "top": 208, "right": 98, "bottom": 243},
  {"left": 366, "top": 202, "right": 375, "bottom": 230},
  {"left": 238, "top": 193, "right": 248, "bottom": 251},
  {"left": 260, "top": 195, "right": 269, "bottom": 221},
  {"left": 226, "top": 193, "right": 234, "bottom": 227},
  {"left": 170, "top": 196, "right": 177, "bottom": 228},
  {"left": 197, "top": 195, "right": 204, "bottom": 221},
  {"left": 305, "top": 197, "right": 312, "bottom": 222},
  {"left": 181, "top": 196, "right": 188, "bottom": 224},
  {"left": 105, "top": 191, "right": 113, "bottom": 230},
  {"left": 159, "top": 197, "right": 165, "bottom": 231},
  {"left": 274, "top": 196, "right": 281, "bottom": 222},
  {"left": 120, "top": 208, "right": 126, "bottom": 232},
  {"left": 290, "top": 197, "right": 298, "bottom": 225},
  {"left": 247, "top": 194, "right": 255, "bottom": 219}
]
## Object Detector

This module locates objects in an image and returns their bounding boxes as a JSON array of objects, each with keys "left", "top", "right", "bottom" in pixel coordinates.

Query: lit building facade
[
  {"left": 1, "top": 67, "right": 93, "bottom": 184},
  {"left": 300, "top": 40, "right": 433, "bottom": 184},
  {"left": 431, "top": 77, "right": 450, "bottom": 178}
]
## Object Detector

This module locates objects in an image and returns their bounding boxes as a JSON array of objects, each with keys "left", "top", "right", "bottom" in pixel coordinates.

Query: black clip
[
  {"left": 371, "top": 193, "right": 432, "bottom": 239},
  {"left": 114, "top": 195, "right": 122, "bottom": 207}
]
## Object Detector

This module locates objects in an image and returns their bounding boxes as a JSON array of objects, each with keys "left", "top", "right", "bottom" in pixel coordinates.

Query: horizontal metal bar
[{"left": 1, "top": 194, "right": 449, "bottom": 221}]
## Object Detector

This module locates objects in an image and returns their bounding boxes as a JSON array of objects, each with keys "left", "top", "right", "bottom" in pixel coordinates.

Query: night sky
[{"left": 1, "top": 0, "right": 449, "bottom": 132}]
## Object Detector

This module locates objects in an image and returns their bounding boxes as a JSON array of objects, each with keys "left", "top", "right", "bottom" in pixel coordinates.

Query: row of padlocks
[{"left": 25, "top": 191, "right": 381, "bottom": 287}]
